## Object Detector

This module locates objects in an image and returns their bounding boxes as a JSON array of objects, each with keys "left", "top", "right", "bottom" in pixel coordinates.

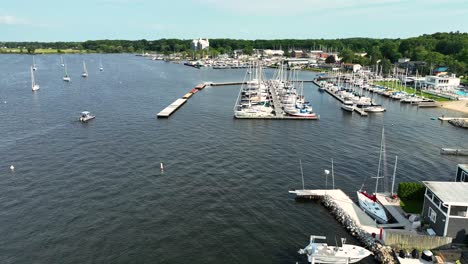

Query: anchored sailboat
[
  {"left": 32, "top": 56, "right": 37, "bottom": 71},
  {"left": 356, "top": 128, "right": 389, "bottom": 224},
  {"left": 99, "top": 59, "right": 103, "bottom": 71},
  {"left": 31, "top": 66, "right": 40, "bottom": 91},
  {"left": 81, "top": 61, "right": 88, "bottom": 77},
  {"left": 63, "top": 62, "right": 71, "bottom": 82},
  {"left": 60, "top": 55, "right": 65, "bottom": 67}
]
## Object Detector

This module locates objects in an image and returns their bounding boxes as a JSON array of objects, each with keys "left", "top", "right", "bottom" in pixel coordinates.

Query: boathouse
[
  {"left": 421, "top": 181, "right": 468, "bottom": 243},
  {"left": 455, "top": 164, "right": 468, "bottom": 182}
]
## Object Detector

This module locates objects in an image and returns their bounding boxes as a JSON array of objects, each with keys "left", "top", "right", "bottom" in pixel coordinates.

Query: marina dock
[
  {"left": 323, "top": 86, "right": 368, "bottom": 116},
  {"left": 157, "top": 83, "right": 206, "bottom": 118}
]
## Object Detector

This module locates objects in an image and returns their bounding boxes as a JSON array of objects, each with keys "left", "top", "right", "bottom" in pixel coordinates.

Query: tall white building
[
  {"left": 425, "top": 74, "right": 460, "bottom": 91},
  {"left": 191, "top": 38, "right": 209, "bottom": 51}
]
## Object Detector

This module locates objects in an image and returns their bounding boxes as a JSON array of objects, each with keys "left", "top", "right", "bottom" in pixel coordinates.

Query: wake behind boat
[{"left": 299, "top": 235, "right": 372, "bottom": 264}]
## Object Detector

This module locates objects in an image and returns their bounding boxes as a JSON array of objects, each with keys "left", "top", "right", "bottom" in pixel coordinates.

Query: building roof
[
  {"left": 435, "top": 67, "right": 448, "bottom": 72},
  {"left": 458, "top": 164, "right": 468, "bottom": 172},
  {"left": 423, "top": 181, "right": 468, "bottom": 206}
]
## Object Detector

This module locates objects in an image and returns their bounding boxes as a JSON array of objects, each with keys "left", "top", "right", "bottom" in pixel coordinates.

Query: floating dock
[
  {"left": 440, "top": 148, "right": 468, "bottom": 156},
  {"left": 157, "top": 83, "right": 206, "bottom": 118},
  {"left": 157, "top": 98, "right": 187, "bottom": 118}
]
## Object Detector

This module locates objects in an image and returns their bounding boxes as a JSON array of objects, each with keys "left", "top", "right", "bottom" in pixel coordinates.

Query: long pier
[
  {"left": 323, "top": 86, "right": 368, "bottom": 116},
  {"left": 157, "top": 83, "right": 206, "bottom": 118}
]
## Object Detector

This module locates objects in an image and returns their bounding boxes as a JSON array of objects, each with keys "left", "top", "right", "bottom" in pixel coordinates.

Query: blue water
[
  {"left": 455, "top": 90, "right": 467, "bottom": 96},
  {"left": 0, "top": 54, "right": 467, "bottom": 264}
]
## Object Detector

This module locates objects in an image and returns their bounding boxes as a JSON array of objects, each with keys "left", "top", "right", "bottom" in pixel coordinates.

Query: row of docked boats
[
  {"left": 234, "top": 63, "right": 318, "bottom": 119},
  {"left": 365, "top": 84, "right": 438, "bottom": 107},
  {"left": 318, "top": 79, "right": 386, "bottom": 113}
]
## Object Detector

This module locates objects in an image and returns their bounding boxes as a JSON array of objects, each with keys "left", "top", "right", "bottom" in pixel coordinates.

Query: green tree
[
  {"left": 325, "top": 55, "right": 336, "bottom": 63},
  {"left": 339, "top": 49, "right": 354, "bottom": 63}
]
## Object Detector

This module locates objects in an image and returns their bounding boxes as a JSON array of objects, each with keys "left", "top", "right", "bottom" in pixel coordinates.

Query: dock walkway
[
  {"left": 157, "top": 83, "right": 205, "bottom": 118},
  {"left": 376, "top": 194, "right": 412, "bottom": 230},
  {"left": 290, "top": 189, "right": 379, "bottom": 235},
  {"left": 323, "top": 87, "right": 368, "bottom": 116}
]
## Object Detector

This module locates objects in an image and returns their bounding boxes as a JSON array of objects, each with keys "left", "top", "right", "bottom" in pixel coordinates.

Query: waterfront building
[
  {"left": 421, "top": 181, "right": 468, "bottom": 243},
  {"left": 342, "top": 63, "right": 362, "bottom": 72},
  {"left": 424, "top": 74, "right": 460, "bottom": 92},
  {"left": 262, "top": 49, "right": 284, "bottom": 57},
  {"left": 191, "top": 38, "right": 209, "bottom": 51}
]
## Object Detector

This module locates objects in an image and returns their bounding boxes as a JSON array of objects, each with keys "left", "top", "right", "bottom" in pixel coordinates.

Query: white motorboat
[
  {"left": 362, "top": 105, "right": 386, "bottom": 112},
  {"left": 79, "top": 111, "right": 95, "bottom": 122},
  {"left": 356, "top": 128, "right": 390, "bottom": 224},
  {"left": 341, "top": 103, "right": 355, "bottom": 112},
  {"left": 30, "top": 66, "right": 40, "bottom": 91},
  {"left": 299, "top": 235, "right": 372, "bottom": 264}
]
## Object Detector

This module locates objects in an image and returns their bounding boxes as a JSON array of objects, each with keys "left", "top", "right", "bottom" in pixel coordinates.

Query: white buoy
[{"left": 10, "top": 165, "right": 15, "bottom": 171}]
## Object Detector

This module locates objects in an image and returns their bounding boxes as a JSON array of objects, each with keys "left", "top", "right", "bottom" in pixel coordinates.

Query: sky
[{"left": 0, "top": 0, "right": 467, "bottom": 41}]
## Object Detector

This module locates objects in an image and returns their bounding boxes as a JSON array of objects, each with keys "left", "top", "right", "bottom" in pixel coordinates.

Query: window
[
  {"left": 429, "top": 207, "right": 437, "bottom": 223},
  {"left": 450, "top": 206, "right": 467, "bottom": 217}
]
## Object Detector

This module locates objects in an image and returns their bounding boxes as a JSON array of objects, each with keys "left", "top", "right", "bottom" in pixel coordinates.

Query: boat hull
[{"left": 356, "top": 191, "right": 388, "bottom": 223}]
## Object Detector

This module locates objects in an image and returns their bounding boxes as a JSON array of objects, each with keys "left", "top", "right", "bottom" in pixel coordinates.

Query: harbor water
[{"left": 0, "top": 54, "right": 466, "bottom": 264}]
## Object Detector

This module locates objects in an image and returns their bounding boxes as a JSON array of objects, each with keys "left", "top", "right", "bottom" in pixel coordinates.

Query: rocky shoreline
[{"left": 322, "top": 195, "right": 397, "bottom": 264}]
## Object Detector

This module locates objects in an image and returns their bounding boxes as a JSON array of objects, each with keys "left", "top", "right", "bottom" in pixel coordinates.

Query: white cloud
[
  {"left": 0, "top": 15, "right": 26, "bottom": 25},
  {"left": 196, "top": 0, "right": 406, "bottom": 15}
]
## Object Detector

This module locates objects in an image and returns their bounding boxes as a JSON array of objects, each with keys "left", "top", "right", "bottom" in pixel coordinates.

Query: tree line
[{"left": 1, "top": 32, "right": 467, "bottom": 76}]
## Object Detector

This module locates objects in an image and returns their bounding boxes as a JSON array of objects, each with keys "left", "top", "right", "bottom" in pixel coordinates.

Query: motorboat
[
  {"left": 299, "top": 235, "right": 372, "bottom": 264},
  {"left": 79, "top": 111, "right": 95, "bottom": 122},
  {"left": 341, "top": 102, "right": 355, "bottom": 112},
  {"left": 362, "top": 105, "right": 386, "bottom": 112}
]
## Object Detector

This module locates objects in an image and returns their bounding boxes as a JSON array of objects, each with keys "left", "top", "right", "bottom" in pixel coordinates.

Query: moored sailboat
[
  {"left": 31, "top": 66, "right": 40, "bottom": 91},
  {"left": 81, "top": 61, "right": 88, "bottom": 77},
  {"left": 63, "top": 63, "right": 71, "bottom": 82},
  {"left": 356, "top": 128, "right": 389, "bottom": 224}
]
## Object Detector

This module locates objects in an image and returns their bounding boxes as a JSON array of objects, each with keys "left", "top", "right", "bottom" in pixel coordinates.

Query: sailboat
[
  {"left": 99, "top": 59, "right": 103, "bottom": 71},
  {"left": 81, "top": 61, "right": 88, "bottom": 77},
  {"left": 356, "top": 128, "right": 389, "bottom": 224},
  {"left": 32, "top": 56, "right": 37, "bottom": 71},
  {"left": 60, "top": 55, "right": 65, "bottom": 67},
  {"left": 31, "top": 66, "right": 40, "bottom": 91},
  {"left": 63, "top": 63, "right": 71, "bottom": 82}
]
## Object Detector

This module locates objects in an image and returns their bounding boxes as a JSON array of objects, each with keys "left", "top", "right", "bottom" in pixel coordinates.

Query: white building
[
  {"left": 262, "top": 49, "right": 284, "bottom": 57},
  {"left": 425, "top": 74, "right": 460, "bottom": 91},
  {"left": 191, "top": 38, "right": 209, "bottom": 51}
]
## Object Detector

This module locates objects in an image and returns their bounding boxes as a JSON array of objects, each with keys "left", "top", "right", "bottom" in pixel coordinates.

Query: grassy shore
[
  {"left": 304, "top": 67, "right": 329, "bottom": 73},
  {"left": 0, "top": 48, "right": 92, "bottom": 54},
  {"left": 374, "top": 81, "right": 450, "bottom": 101}
]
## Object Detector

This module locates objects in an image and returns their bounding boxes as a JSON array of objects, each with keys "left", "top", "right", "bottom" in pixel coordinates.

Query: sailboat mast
[
  {"left": 30, "top": 66, "right": 34, "bottom": 88},
  {"left": 375, "top": 128, "right": 385, "bottom": 194},
  {"left": 391, "top": 156, "right": 398, "bottom": 196},
  {"left": 331, "top": 158, "right": 335, "bottom": 190}
]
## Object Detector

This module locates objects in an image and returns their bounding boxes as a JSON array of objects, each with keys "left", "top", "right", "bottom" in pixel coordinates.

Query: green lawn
[
  {"left": 400, "top": 198, "right": 423, "bottom": 214},
  {"left": 374, "top": 81, "right": 450, "bottom": 101}
]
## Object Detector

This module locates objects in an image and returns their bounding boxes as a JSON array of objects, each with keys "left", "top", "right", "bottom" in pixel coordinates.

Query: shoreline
[{"left": 439, "top": 100, "right": 468, "bottom": 115}]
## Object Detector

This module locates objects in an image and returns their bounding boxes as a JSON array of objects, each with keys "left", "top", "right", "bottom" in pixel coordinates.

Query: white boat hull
[
  {"left": 32, "top": 84, "right": 40, "bottom": 91},
  {"left": 341, "top": 104, "right": 355, "bottom": 112},
  {"left": 356, "top": 191, "right": 388, "bottom": 223},
  {"left": 63, "top": 77, "right": 71, "bottom": 82}
]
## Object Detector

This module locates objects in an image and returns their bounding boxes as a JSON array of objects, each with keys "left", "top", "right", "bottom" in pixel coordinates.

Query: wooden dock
[
  {"left": 438, "top": 117, "right": 468, "bottom": 121},
  {"left": 375, "top": 194, "right": 412, "bottom": 230},
  {"left": 208, "top": 82, "right": 246, "bottom": 86},
  {"left": 157, "top": 83, "right": 206, "bottom": 118},
  {"left": 289, "top": 189, "right": 379, "bottom": 235}
]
